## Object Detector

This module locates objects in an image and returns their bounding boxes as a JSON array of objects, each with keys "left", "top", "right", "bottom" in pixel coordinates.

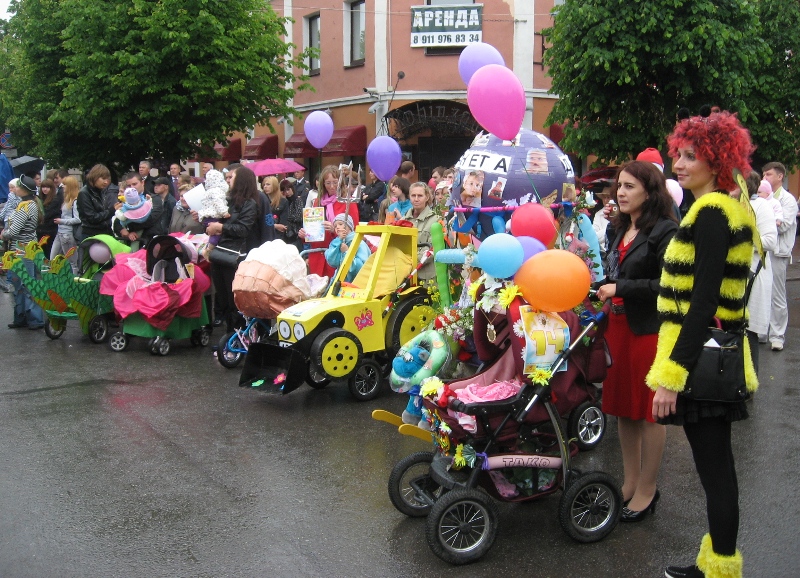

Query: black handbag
[
  {"left": 208, "top": 242, "right": 245, "bottom": 268},
  {"left": 673, "top": 263, "right": 760, "bottom": 403}
]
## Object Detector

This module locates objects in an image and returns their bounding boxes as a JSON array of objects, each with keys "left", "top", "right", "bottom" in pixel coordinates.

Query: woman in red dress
[
  {"left": 596, "top": 161, "right": 679, "bottom": 522},
  {"left": 299, "top": 165, "right": 360, "bottom": 278}
]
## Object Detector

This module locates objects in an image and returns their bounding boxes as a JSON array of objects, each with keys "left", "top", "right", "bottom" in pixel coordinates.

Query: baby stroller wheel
[
  {"left": 348, "top": 358, "right": 383, "bottom": 401},
  {"left": 191, "top": 328, "right": 211, "bottom": 347},
  {"left": 149, "top": 338, "right": 160, "bottom": 355},
  {"left": 388, "top": 451, "right": 441, "bottom": 517},
  {"left": 306, "top": 365, "right": 330, "bottom": 389},
  {"left": 88, "top": 315, "right": 109, "bottom": 344},
  {"left": 157, "top": 338, "right": 170, "bottom": 356},
  {"left": 217, "top": 332, "right": 244, "bottom": 368},
  {"left": 558, "top": 471, "right": 621, "bottom": 543},
  {"left": 568, "top": 401, "right": 606, "bottom": 451},
  {"left": 44, "top": 317, "right": 65, "bottom": 340},
  {"left": 109, "top": 332, "right": 128, "bottom": 352},
  {"left": 426, "top": 488, "right": 499, "bottom": 565}
]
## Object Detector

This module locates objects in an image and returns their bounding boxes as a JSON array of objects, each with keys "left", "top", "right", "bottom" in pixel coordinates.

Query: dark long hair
[
  {"left": 611, "top": 161, "right": 678, "bottom": 233},
  {"left": 39, "top": 179, "right": 58, "bottom": 206},
  {"left": 228, "top": 166, "right": 259, "bottom": 209}
]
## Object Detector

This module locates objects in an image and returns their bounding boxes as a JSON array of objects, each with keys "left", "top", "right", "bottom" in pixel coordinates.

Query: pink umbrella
[{"left": 246, "top": 158, "right": 305, "bottom": 176}]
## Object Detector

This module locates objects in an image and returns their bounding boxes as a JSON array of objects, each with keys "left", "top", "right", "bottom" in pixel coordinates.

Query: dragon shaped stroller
[
  {"left": 383, "top": 296, "right": 621, "bottom": 565},
  {"left": 101, "top": 235, "right": 211, "bottom": 355}
]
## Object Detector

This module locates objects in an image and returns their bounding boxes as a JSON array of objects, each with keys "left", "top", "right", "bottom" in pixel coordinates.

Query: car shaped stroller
[
  {"left": 102, "top": 235, "right": 211, "bottom": 355},
  {"left": 238, "top": 224, "right": 435, "bottom": 401},
  {"left": 384, "top": 297, "right": 621, "bottom": 565}
]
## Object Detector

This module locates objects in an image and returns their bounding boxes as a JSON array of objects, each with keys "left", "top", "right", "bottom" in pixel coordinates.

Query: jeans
[
  {"left": 10, "top": 257, "right": 45, "bottom": 327},
  {"left": 51, "top": 232, "right": 79, "bottom": 275}
]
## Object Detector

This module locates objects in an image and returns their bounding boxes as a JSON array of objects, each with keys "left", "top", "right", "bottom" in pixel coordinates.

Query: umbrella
[
  {"left": 246, "top": 158, "right": 305, "bottom": 177},
  {"left": 10, "top": 155, "right": 45, "bottom": 177}
]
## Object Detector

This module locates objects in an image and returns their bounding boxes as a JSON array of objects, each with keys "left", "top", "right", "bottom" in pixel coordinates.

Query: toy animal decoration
[{"left": 392, "top": 339, "right": 433, "bottom": 428}]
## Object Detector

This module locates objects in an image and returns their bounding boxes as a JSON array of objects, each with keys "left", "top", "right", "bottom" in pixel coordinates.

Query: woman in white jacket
[{"left": 734, "top": 171, "right": 777, "bottom": 372}]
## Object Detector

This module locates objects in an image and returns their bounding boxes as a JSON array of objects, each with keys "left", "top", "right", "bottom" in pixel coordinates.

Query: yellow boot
[{"left": 696, "top": 533, "right": 743, "bottom": 578}]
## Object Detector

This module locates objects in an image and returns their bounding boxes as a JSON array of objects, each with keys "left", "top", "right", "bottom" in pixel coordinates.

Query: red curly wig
[{"left": 667, "top": 111, "right": 754, "bottom": 192}]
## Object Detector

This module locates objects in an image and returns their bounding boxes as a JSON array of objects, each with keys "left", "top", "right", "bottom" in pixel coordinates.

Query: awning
[
  {"left": 213, "top": 138, "right": 242, "bottom": 161},
  {"left": 243, "top": 135, "right": 279, "bottom": 160},
  {"left": 283, "top": 125, "right": 367, "bottom": 158}
]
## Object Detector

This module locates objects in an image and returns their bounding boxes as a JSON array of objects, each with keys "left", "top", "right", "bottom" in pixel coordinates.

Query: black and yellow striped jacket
[{"left": 645, "top": 192, "right": 759, "bottom": 393}]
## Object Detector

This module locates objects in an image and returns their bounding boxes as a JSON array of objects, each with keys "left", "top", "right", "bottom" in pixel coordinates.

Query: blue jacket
[{"left": 325, "top": 231, "right": 371, "bottom": 282}]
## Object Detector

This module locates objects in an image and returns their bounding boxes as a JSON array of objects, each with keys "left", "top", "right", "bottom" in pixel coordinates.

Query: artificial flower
[
  {"left": 498, "top": 283, "right": 523, "bottom": 309},
  {"left": 420, "top": 377, "right": 444, "bottom": 398},
  {"left": 528, "top": 367, "right": 553, "bottom": 386},
  {"left": 454, "top": 444, "right": 466, "bottom": 468},
  {"left": 513, "top": 318, "right": 526, "bottom": 338}
]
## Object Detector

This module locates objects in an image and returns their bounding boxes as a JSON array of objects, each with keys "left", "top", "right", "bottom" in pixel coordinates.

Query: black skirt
[{"left": 658, "top": 394, "right": 749, "bottom": 426}]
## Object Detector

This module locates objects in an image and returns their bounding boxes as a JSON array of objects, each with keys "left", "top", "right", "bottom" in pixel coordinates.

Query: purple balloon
[
  {"left": 367, "top": 136, "right": 402, "bottom": 182},
  {"left": 305, "top": 110, "right": 334, "bottom": 149},
  {"left": 517, "top": 236, "right": 546, "bottom": 262},
  {"left": 458, "top": 42, "right": 505, "bottom": 85}
]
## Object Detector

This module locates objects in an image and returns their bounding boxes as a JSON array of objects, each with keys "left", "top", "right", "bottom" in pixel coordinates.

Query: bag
[
  {"left": 208, "top": 243, "right": 245, "bottom": 268},
  {"left": 682, "top": 323, "right": 748, "bottom": 402}
]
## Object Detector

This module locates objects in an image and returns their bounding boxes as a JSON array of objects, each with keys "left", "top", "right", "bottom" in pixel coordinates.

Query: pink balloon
[
  {"left": 305, "top": 110, "right": 334, "bottom": 149},
  {"left": 467, "top": 64, "right": 526, "bottom": 141}
]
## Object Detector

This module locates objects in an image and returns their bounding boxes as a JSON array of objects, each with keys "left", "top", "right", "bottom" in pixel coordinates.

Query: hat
[
  {"left": 636, "top": 148, "right": 664, "bottom": 171},
  {"left": 758, "top": 180, "right": 772, "bottom": 196},
  {"left": 333, "top": 213, "right": 355, "bottom": 231},
  {"left": 154, "top": 176, "right": 171, "bottom": 187},
  {"left": 18, "top": 175, "right": 37, "bottom": 193}
]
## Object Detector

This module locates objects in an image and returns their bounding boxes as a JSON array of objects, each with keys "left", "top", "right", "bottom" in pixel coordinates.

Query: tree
[
  {"left": 542, "top": 0, "right": 772, "bottom": 166},
  {"left": 0, "top": 0, "right": 312, "bottom": 170},
  {"left": 747, "top": 0, "right": 800, "bottom": 169}
]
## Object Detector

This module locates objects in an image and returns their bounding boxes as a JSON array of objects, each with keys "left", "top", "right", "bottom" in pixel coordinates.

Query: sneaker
[
  {"left": 28, "top": 324, "right": 44, "bottom": 330},
  {"left": 757, "top": 334, "right": 768, "bottom": 344},
  {"left": 665, "top": 565, "right": 704, "bottom": 578},
  {"left": 771, "top": 341, "right": 783, "bottom": 351},
  {"left": 8, "top": 322, "right": 28, "bottom": 329}
]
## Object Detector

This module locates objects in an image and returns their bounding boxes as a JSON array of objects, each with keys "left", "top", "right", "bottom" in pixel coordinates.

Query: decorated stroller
[
  {"left": 101, "top": 234, "right": 211, "bottom": 355},
  {"left": 381, "top": 295, "right": 620, "bottom": 565}
]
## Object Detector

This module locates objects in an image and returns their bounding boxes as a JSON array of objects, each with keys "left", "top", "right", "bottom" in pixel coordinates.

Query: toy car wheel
[
  {"left": 88, "top": 315, "right": 109, "bottom": 343},
  {"left": 388, "top": 451, "right": 442, "bottom": 517},
  {"left": 558, "top": 471, "right": 621, "bottom": 543},
  {"left": 568, "top": 401, "right": 606, "bottom": 451},
  {"left": 348, "top": 358, "right": 383, "bottom": 401},
  {"left": 217, "top": 332, "right": 243, "bottom": 368},
  {"left": 306, "top": 365, "right": 330, "bottom": 389},
  {"left": 44, "top": 317, "right": 65, "bottom": 340},
  {"left": 109, "top": 332, "right": 128, "bottom": 352},
  {"left": 157, "top": 338, "right": 170, "bottom": 356},
  {"left": 425, "top": 488, "right": 499, "bottom": 565},
  {"left": 310, "top": 328, "right": 362, "bottom": 380},
  {"left": 386, "top": 294, "right": 435, "bottom": 356}
]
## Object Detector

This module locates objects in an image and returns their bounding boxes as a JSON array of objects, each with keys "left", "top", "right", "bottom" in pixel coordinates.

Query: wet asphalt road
[{"left": 1, "top": 274, "right": 799, "bottom": 577}]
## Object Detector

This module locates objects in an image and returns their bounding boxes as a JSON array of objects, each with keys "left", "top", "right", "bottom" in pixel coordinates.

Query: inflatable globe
[{"left": 450, "top": 129, "right": 576, "bottom": 237}]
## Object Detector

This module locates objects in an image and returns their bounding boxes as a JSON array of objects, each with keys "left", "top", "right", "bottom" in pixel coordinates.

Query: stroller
[
  {"left": 102, "top": 235, "right": 211, "bottom": 355},
  {"left": 385, "top": 297, "right": 621, "bottom": 565}
]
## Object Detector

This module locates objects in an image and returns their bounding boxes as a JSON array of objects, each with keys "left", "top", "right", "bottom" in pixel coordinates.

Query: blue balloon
[
  {"left": 477, "top": 233, "right": 524, "bottom": 279},
  {"left": 517, "top": 236, "right": 546, "bottom": 262},
  {"left": 491, "top": 215, "right": 506, "bottom": 234}
]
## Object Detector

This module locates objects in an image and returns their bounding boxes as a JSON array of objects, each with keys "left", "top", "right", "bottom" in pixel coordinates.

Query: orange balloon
[{"left": 514, "top": 249, "right": 591, "bottom": 312}]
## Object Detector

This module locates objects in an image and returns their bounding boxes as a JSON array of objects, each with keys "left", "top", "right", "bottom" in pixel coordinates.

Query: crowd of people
[{"left": 0, "top": 115, "right": 796, "bottom": 577}]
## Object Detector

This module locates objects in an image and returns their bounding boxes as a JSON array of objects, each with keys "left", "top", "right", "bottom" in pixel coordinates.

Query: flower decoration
[
  {"left": 498, "top": 283, "right": 522, "bottom": 309},
  {"left": 513, "top": 318, "right": 526, "bottom": 338},
  {"left": 527, "top": 367, "right": 553, "bottom": 386},
  {"left": 454, "top": 444, "right": 466, "bottom": 468},
  {"left": 420, "top": 376, "right": 444, "bottom": 398}
]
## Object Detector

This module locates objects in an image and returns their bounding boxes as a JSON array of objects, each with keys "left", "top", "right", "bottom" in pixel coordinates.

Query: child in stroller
[{"left": 385, "top": 292, "right": 621, "bottom": 565}]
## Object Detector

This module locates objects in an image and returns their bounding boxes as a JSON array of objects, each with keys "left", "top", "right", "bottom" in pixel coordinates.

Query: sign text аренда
[{"left": 410, "top": 4, "right": 483, "bottom": 48}]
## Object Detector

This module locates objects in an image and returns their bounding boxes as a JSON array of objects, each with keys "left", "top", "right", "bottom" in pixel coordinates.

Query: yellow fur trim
[
  {"left": 696, "top": 533, "right": 743, "bottom": 578},
  {"left": 743, "top": 337, "right": 758, "bottom": 393},
  {"left": 646, "top": 322, "right": 689, "bottom": 391}
]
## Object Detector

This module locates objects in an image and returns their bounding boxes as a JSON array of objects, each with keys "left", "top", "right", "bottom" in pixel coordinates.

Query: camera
[{"left": 363, "top": 87, "right": 379, "bottom": 96}]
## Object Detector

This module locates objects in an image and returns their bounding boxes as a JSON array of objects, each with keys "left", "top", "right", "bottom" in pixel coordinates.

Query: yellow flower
[
  {"left": 467, "top": 277, "right": 482, "bottom": 301},
  {"left": 528, "top": 367, "right": 553, "bottom": 385},
  {"left": 454, "top": 444, "right": 466, "bottom": 467},
  {"left": 420, "top": 377, "right": 444, "bottom": 398},
  {"left": 498, "top": 284, "right": 523, "bottom": 309}
]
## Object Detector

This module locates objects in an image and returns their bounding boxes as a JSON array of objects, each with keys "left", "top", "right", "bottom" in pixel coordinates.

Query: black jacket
[
  {"left": 604, "top": 217, "right": 678, "bottom": 335},
  {"left": 113, "top": 193, "right": 165, "bottom": 244},
  {"left": 359, "top": 180, "right": 385, "bottom": 222},
  {"left": 76, "top": 184, "right": 114, "bottom": 240},
  {"left": 220, "top": 198, "right": 258, "bottom": 259}
]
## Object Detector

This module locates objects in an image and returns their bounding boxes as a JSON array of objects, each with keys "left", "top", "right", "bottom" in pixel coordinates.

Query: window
[
  {"left": 306, "top": 14, "right": 320, "bottom": 75},
  {"left": 425, "top": 0, "right": 474, "bottom": 56},
  {"left": 348, "top": 1, "right": 366, "bottom": 66}
]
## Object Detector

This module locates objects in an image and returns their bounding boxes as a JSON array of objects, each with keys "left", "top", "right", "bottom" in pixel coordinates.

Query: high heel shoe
[{"left": 620, "top": 489, "right": 660, "bottom": 522}]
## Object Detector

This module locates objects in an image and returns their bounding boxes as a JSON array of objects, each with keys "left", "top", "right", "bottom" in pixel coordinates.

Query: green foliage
[
  {"left": 0, "top": 0, "right": 312, "bottom": 170},
  {"left": 543, "top": 0, "right": 775, "bottom": 166}
]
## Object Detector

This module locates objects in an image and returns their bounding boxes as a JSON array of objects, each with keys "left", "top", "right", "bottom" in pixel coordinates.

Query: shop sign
[{"left": 410, "top": 4, "right": 483, "bottom": 48}]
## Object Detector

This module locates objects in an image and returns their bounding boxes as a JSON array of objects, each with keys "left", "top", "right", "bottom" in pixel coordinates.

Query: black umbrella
[{"left": 10, "top": 155, "right": 45, "bottom": 177}]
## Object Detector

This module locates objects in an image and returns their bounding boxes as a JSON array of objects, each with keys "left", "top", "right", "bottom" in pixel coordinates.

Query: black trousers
[
  {"left": 683, "top": 417, "right": 739, "bottom": 556},
  {"left": 210, "top": 264, "right": 239, "bottom": 333}
]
